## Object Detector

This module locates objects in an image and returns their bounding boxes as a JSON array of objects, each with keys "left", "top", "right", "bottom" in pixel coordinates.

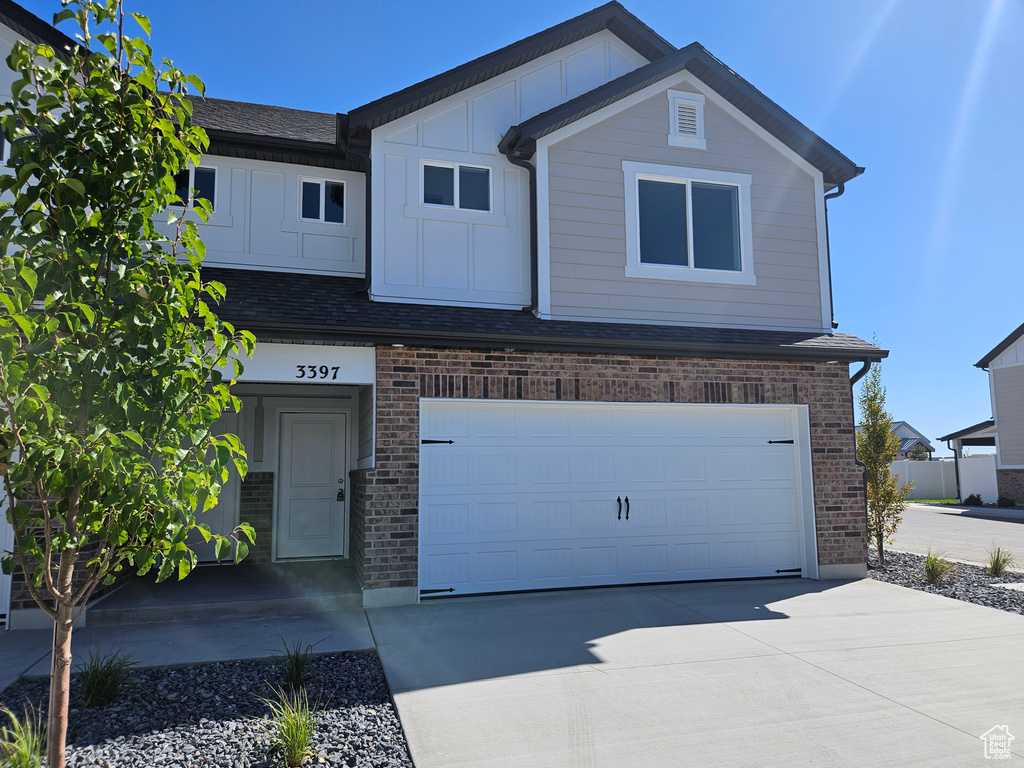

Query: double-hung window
[
  {"left": 623, "top": 161, "right": 754, "bottom": 285},
  {"left": 422, "top": 162, "right": 490, "bottom": 212},
  {"left": 300, "top": 178, "right": 345, "bottom": 224},
  {"left": 171, "top": 165, "right": 216, "bottom": 211}
]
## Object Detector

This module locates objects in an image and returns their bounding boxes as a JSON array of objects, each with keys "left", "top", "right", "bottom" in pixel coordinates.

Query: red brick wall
[
  {"left": 354, "top": 347, "right": 866, "bottom": 591},
  {"left": 996, "top": 469, "right": 1024, "bottom": 505}
]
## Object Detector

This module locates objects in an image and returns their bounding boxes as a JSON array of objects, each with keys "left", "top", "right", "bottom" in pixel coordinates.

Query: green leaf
[
  {"left": 63, "top": 178, "right": 85, "bottom": 197},
  {"left": 214, "top": 537, "right": 230, "bottom": 561},
  {"left": 235, "top": 540, "right": 249, "bottom": 563},
  {"left": 130, "top": 13, "right": 152, "bottom": 36}
]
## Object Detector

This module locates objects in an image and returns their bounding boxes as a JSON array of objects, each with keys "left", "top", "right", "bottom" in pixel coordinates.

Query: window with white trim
[
  {"left": 300, "top": 178, "right": 345, "bottom": 224},
  {"left": 623, "top": 161, "right": 755, "bottom": 285},
  {"left": 422, "top": 161, "right": 490, "bottom": 212},
  {"left": 171, "top": 165, "right": 216, "bottom": 211},
  {"left": 667, "top": 90, "right": 706, "bottom": 149}
]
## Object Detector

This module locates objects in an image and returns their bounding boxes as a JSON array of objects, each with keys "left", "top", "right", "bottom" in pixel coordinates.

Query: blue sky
[{"left": 21, "top": 0, "right": 1024, "bottom": 454}]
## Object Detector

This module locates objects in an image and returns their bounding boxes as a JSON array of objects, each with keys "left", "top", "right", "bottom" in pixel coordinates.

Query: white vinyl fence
[{"left": 889, "top": 456, "right": 997, "bottom": 502}]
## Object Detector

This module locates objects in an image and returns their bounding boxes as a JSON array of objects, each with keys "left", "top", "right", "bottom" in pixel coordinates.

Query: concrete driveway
[
  {"left": 367, "top": 579, "right": 1024, "bottom": 767},
  {"left": 891, "top": 502, "right": 1024, "bottom": 564}
]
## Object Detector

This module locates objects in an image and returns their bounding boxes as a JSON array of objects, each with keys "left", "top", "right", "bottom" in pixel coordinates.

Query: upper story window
[
  {"left": 667, "top": 90, "right": 706, "bottom": 150},
  {"left": 623, "top": 161, "right": 754, "bottom": 285},
  {"left": 422, "top": 162, "right": 490, "bottom": 212},
  {"left": 171, "top": 166, "right": 216, "bottom": 211},
  {"left": 300, "top": 178, "right": 345, "bottom": 224}
]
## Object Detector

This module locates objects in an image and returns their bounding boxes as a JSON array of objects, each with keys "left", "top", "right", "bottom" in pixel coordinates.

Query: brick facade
[
  {"left": 352, "top": 346, "right": 867, "bottom": 592},
  {"left": 239, "top": 471, "right": 274, "bottom": 564},
  {"left": 996, "top": 469, "right": 1024, "bottom": 506}
]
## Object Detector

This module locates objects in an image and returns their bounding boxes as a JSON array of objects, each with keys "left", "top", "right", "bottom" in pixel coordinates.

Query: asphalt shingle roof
[
  {"left": 206, "top": 267, "right": 884, "bottom": 362},
  {"left": 191, "top": 97, "right": 337, "bottom": 145}
]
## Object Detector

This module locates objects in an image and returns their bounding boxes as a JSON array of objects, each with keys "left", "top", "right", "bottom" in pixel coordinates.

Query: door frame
[
  {"left": 265, "top": 398, "right": 356, "bottom": 562},
  {"left": 417, "top": 398, "right": 820, "bottom": 598}
]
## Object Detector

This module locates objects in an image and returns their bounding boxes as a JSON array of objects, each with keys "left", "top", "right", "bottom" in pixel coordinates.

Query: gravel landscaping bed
[
  {"left": 868, "top": 549, "right": 1024, "bottom": 616},
  {"left": 0, "top": 651, "right": 412, "bottom": 768}
]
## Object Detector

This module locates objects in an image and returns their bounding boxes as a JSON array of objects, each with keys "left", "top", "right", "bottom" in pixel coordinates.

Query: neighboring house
[
  {"left": 855, "top": 421, "right": 934, "bottom": 460},
  {"left": 939, "top": 321, "right": 1024, "bottom": 504},
  {"left": 2, "top": 1, "right": 885, "bottom": 629}
]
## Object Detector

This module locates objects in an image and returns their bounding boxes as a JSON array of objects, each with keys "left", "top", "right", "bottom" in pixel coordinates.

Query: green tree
[
  {"left": 856, "top": 360, "right": 912, "bottom": 565},
  {"left": 908, "top": 443, "right": 929, "bottom": 461},
  {"left": 0, "top": 3, "right": 254, "bottom": 765}
]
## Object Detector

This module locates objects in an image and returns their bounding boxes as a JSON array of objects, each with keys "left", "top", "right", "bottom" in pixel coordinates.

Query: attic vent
[
  {"left": 676, "top": 101, "right": 698, "bottom": 136},
  {"left": 667, "top": 90, "right": 706, "bottom": 150}
]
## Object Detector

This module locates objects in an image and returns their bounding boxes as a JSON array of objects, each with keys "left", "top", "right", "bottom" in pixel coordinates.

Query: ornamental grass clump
[
  {"left": 77, "top": 649, "right": 137, "bottom": 708},
  {"left": 275, "top": 638, "right": 315, "bottom": 692},
  {"left": 0, "top": 704, "right": 45, "bottom": 768},
  {"left": 922, "top": 549, "right": 956, "bottom": 585},
  {"left": 262, "top": 686, "right": 320, "bottom": 768},
  {"left": 987, "top": 546, "right": 1016, "bottom": 577}
]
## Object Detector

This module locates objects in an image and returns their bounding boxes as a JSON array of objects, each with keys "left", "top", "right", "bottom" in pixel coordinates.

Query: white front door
[
  {"left": 419, "top": 401, "right": 814, "bottom": 596},
  {"left": 276, "top": 412, "right": 349, "bottom": 560}
]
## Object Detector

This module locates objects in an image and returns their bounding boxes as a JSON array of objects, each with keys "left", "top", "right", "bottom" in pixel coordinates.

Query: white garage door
[{"left": 418, "top": 400, "right": 816, "bottom": 597}]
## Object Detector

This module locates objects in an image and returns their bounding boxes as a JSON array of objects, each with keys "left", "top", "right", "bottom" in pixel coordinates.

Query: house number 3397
[{"left": 295, "top": 365, "right": 341, "bottom": 380}]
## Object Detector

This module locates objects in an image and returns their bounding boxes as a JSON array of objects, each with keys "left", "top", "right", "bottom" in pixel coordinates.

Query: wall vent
[{"left": 667, "top": 90, "right": 706, "bottom": 150}]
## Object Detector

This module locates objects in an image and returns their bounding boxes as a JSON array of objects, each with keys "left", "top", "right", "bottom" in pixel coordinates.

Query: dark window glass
[
  {"left": 459, "top": 166, "right": 489, "bottom": 211},
  {"left": 171, "top": 169, "right": 190, "bottom": 207},
  {"left": 638, "top": 179, "right": 688, "bottom": 266},
  {"left": 193, "top": 167, "right": 216, "bottom": 210},
  {"left": 325, "top": 181, "right": 345, "bottom": 223},
  {"left": 301, "top": 180, "right": 321, "bottom": 220},
  {"left": 423, "top": 165, "right": 454, "bottom": 206},
  {"left": 691, "top": 182, "right": 740, "bottom": 271}
]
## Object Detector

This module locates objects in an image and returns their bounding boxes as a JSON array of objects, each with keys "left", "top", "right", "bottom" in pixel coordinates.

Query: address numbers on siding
[{"left": 295, "top": 365, "right": 342, "bottom": 380}]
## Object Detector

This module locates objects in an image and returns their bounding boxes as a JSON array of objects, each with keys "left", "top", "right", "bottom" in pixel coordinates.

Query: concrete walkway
[
  {"left": 368, "top": 579, "right": 1024, "bottom": 768},
  {"left": 892, "top": 502, "right": 1024, "bottom": 564},
  {"left": 0, "top": 607, "right": 373, "bottom": 693}
]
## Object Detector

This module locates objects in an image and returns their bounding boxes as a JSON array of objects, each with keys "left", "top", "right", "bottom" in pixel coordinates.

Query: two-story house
[
  {"left": 939, "top": 322, "right": 1024, "bottom": 505},
  {"left": 2, "top": 1, "right": 884, "bottom": 628}
]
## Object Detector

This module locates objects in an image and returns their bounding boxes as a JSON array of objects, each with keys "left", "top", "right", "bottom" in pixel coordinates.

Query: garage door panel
[{"left": 420, "top": 402, "right": 812, "bottom": 596}]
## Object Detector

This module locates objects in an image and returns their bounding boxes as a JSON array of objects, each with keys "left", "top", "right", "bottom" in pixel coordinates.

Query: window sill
[
  {"left": 625, "top": 262, "right": 756, "bottom": 285},
  {"left": 405, "top": 204, "right": 507, "bottom": 227}
]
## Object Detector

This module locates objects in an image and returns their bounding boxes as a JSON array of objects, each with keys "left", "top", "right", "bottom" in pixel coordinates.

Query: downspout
[
  {"left": 337, "top": 115, "right": 372, "bottom": 297},
  {"left": 850, "top": 359, "right": 872, "bottom": 560},
  {"left": 500, "top": 136, "right": 539, "bottom": 314},
  {"left": 823, "top": 182, "right": 846, "bottom": 331}
]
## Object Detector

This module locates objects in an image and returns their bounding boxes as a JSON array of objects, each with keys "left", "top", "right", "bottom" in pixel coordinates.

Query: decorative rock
[{"left": 0, "top": 651, "right": 412, "bottom": 768}]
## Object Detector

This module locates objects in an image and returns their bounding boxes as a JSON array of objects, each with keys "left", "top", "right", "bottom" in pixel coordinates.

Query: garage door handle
[
  {"left": 625, "top": 496, "right": 630, "bottom": 521},
  {"left": 617, "top": 496, "right": 622, "bottom": 520},
  {"left": 768, "top": 439, "right": 794, "bottom": 445}
]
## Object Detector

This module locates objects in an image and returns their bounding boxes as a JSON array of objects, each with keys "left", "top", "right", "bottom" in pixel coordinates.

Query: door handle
[
  {"left": 625, "top": 496, "right": 629, "bottom": 521},
  {"left": 337, "top": 488, "right": 345, "bottom": 501},
  {"left": 617, "top": 496, "right": 622, "bottom": 520}
]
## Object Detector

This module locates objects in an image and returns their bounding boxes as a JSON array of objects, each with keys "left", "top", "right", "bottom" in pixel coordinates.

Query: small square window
[
  {"left": 423, "top": 163, "right": 490, "bottom": 212},
  {"left": 299, "top": 178, "right": 346, "bottom": 224},
  {"left": 170, "top": 166, "right": 216, "bottom": 210}
]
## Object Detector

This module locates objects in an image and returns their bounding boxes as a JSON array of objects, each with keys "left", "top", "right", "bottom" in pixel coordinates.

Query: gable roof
[
  {"left": 854, "top": 422, "right": 934, "bottom": 453},
  {"left": 976, "top": 321, "right": 1024, "bottom": 368},
  {"left": 207, "top": 267, "right": 885, "bottom": 362},
  {"left": 499, "top": 43, "right": 862, "bottom": 186},
  {"left": 0, "top": 0, "right": 79, "bottom": 58},
  {"left": 346, "top": 2, "right": 675, "bottom": 135}
]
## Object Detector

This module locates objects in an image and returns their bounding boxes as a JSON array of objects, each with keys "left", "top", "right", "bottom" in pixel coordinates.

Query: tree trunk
[
  {"left": 46, "top": 601, "right": 75, "bottom": 767},
  {"left": 877, "top": 537, "right": 885, "bottom": 567}
]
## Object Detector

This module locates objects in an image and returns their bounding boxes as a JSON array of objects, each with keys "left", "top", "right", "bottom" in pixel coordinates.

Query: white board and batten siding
[
  {"left": 155, "top": 156, "right": 366, "bottom": 277},
  {"left": 371, "top": 31, "right": 648, "bottom": 309},
  {"left": 540, "top": 75, "right": 828, "bottom": 331},
  {"left": 418, "top": 400, "right": 817, "bottom": 597},
  {"left": 989, "top": 335, "right": 1024, "bottom": 469}
]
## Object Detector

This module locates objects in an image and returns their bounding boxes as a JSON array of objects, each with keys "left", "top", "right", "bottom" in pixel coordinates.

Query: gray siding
[
  {"left": 546, "top": 86, "right": 823, "bottom": 329},
  {"left": 995, "top": 365, "right": 1024, "bottom": 466}
]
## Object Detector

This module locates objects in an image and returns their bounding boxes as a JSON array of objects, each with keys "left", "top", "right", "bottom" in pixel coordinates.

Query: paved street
[{"left": 890, "top": 502, "right": 1024, "bottom": 564}]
